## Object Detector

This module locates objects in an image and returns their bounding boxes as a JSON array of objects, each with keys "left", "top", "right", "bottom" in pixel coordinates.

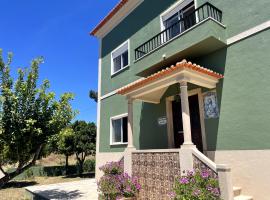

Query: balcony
[{"left": 134, "top": 2, "right": 223, "bottom": 61}]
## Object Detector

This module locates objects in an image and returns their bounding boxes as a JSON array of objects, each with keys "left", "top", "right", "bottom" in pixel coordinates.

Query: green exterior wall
[{"left": 98, "top": 0, "right": 270, "bottom": 152}]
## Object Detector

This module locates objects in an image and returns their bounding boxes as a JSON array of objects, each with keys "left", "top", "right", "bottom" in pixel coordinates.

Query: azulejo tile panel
[{"left": 132, "top": 152, "right": 180, "bottom": 200}]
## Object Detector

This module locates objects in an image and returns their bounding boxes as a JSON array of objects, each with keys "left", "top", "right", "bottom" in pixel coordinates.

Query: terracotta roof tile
[
  {"left": 117, "top": 59, "right": 223, "bottom": 95},
  {"left": 90, "top": 0, "right": 129, "bottom": 36}
]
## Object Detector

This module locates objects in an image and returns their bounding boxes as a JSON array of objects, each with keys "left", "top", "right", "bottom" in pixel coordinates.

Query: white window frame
[
  {"left": 110, "top": 113, "right": 128, "bottom": 145},
  {"left": 111, "top": 39, "right": 130, "bottom": 76},
  {"left": 160, "top": 0, "right": 197, "bottom": 31}
]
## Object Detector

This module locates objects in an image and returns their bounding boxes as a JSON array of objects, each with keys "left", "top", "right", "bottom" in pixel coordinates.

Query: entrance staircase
[
  {"left": 233, "top": 187, "right": 253, "bottom": 200},
  {"left": 123, "top": 147, "right": 254, "bottom": 200}
]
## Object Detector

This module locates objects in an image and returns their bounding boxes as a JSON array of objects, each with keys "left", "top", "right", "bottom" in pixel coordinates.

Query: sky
[{"left": 0, "top": 0, "right": 119, "bottom": 123}]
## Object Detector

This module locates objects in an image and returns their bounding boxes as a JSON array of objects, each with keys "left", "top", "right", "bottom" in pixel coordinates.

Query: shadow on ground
[
  {"left": 2, "top": 180, "right": 37, "bottom": 188},
  {"left": 63, "top": 172, "right": 95, "bottom": 179},
  {"left": 33, "top": 189, "right": 83, "bottom": 200}
]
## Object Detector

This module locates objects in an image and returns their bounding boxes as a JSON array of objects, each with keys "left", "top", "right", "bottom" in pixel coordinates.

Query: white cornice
[{"left": 95, "top": 0, "right": 144, "bottom": 39}]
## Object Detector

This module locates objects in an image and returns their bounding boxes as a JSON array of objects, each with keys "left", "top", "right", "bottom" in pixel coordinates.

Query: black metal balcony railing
[{"left": 134, "top": 2, "right": 222, "bottom": 60}]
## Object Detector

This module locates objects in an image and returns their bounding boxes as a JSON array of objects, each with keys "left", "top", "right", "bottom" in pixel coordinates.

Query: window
[
  {"left": 110, "top": 114, "right": 128, "bottom": 145},
  {"left": 161, "top": 0, "right": 195, "bottom": 40},
  {"left": 111, "top": 40, "right": 129, "bottom": 75}
]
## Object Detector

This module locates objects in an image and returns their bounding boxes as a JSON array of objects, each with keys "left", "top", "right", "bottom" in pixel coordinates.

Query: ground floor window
[{"left": 110, "top": 114, "right": 128, "bottom": 145}]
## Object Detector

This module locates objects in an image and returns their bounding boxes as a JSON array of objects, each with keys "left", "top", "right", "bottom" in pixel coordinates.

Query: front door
[{"left": 172, "top": 94, "right": 203, "bottom": 152}]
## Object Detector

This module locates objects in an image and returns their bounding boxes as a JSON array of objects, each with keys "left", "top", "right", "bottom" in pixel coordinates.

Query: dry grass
[{"left": 0, "top": 176, "right": 84, "bottom": 200}]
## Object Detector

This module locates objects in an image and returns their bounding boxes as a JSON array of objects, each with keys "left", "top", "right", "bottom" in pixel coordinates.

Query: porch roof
[{"left": 117, "top": 59, "right": 223, "bottom": 103}]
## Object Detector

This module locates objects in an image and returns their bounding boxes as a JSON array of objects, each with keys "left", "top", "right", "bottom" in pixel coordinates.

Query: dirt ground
[{"left": 0, "top": 176, "right": 84, "bottom": 200}]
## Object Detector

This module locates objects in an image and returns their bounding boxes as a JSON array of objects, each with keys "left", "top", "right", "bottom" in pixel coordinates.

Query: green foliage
[
  {"left": 170, "top": 169, "right": 221, "bottom": 200},
  {"left": 89, "top": 90, "right": 98, "bottom": 102},
  {"left": 0, "top": 49, "right": 76, "bottom": 185},
  {"left": 57, "top": 128, "right": 75, "bottom": 157},
  {"left": 72, "top": 120, "right": 96, "bottom": 174},
  {"left": 82, "top": 159, "right": 95, "bottom": 173}
]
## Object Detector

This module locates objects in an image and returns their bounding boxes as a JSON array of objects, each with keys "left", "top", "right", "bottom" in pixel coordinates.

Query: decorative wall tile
[
  {"left": 132, "top": 152, "right": 180, "bottom": 200},
  {"left": 203, "top": 91, "right": 219, "bottom": 119}
]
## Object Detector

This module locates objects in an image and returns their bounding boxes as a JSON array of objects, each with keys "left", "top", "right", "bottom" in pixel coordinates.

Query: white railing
[
  {"left": 191, "top": 148, "right": 234, "bottom": 200},
  {"left": 124, "top": 147, "right": 234, "bottom": 200}
]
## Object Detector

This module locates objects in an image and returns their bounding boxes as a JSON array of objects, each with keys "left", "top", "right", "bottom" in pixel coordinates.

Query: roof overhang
[
  {"left": 117, "top": 60, "right": 223, "bottom": 104},
  {"left": 90, "top": 0, "right": 143, "bottom": 38}
]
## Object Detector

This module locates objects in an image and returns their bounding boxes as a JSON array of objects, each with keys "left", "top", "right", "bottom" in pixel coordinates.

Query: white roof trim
[{"left": 94, "top": 0, "right": 144, "bottom": 38}]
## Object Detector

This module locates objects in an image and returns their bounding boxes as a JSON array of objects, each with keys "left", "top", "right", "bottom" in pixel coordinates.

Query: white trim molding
[
  {"left": 110, "top": 113, "right": 128, "bottom": 146},
  {"left": 227, "top": 20, "right": 270, "bottom": 45},
  {"left": 94, "top": 0, "right": 143, "bottom": 38}
]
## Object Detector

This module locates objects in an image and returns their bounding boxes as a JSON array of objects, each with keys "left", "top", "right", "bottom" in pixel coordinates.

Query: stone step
[
  {"left": 234, "top": 195, "right": 253, "bottom": 200},
  {"left": 233, "top": 186, "right": 242, "bottom": 197}
]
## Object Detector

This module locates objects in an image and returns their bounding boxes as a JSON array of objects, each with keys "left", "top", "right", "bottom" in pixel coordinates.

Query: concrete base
[
  {"left": 95, "top": 152, "right": 124, "bottom": 180},
  {"left": 207, "top": 150, "right": 270, "bottom": 200}
]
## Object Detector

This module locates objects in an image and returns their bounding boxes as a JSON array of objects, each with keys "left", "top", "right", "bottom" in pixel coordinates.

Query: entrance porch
[{"left": 117, "top": 60, "right": 233, "bottom": 200}]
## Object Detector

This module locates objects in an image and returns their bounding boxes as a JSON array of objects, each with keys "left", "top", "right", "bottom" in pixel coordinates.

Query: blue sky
[{"left": 0, "top": 0, "right": 119, "bottom": 122}]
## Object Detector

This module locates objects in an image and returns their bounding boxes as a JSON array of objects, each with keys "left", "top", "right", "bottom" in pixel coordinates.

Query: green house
[{"left": 91, "top": 0, "right": 270, "bottom": 199}]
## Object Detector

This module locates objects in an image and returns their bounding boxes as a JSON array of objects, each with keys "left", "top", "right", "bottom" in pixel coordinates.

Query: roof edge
[{"left": 90, "top": 0, "right": 143, "bottom": 38}]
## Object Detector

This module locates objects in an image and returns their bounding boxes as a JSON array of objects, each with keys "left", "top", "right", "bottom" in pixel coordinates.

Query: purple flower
[
  {"left": 179, "top": 177, "right": 189, "bottom": 184},
  {"left": 201, "top": 170, "right": 210, "bottom": 179},
  {"left": 206, "top": 185, "right": 213, "bottom": 191},
  {"left": 168, "top": 191, "right": 176, "bottom": 199},
  {"left": 211, "top": 188, "right": 220, "bottom": 196},
  {"left": 192, "top": 189, "right": 201, "bottom": 197}
]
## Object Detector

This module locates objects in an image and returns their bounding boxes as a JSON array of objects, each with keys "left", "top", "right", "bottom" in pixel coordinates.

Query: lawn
[{"left": 0, "top": 176, "right": 84, "bottom": 200}]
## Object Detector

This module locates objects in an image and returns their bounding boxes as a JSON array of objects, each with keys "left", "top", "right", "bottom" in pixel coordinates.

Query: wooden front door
[{"left": 172, "top": 94, "right": 203, "bottom": 152}]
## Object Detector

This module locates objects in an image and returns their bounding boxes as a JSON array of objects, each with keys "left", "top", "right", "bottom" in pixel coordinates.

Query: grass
[{"left": 0, "top": 176, "right": 85, "bottom": 200}]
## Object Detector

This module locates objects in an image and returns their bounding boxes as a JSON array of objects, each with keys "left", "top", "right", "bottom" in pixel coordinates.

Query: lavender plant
[
  {"left": 169, "top": 169, "right": 222, "bottom": 200},
  {"left": 98, "top": 161, "right": 141, "bottom": 200}
]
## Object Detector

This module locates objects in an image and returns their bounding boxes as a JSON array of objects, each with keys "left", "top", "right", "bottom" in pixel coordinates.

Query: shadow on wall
[
  {"left": 139, "top": 101, "right": 168, "bottom": 150},
  {"left": 138, "top": 47, "right": 227, "bottom": 151},
  {"left": 194, "top": 47, "right": 228, "bottom": 151}
]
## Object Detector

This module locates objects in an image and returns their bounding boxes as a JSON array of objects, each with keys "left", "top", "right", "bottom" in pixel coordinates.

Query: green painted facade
[{"left": 98, "top": 0, "right": 270, "bottom": 152}]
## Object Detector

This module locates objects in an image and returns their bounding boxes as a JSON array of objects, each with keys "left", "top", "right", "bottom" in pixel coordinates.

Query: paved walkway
[{"left": 25, "top": 179, "right": 98, "bottom": 200}]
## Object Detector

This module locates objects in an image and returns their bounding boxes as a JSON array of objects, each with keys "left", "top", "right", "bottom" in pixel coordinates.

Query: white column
[
  {"left": 180, "top": 81, "right": 193, "bottom": 145},
  {"left": 127, "top": 98, "right": 134, "bottom": 148}
]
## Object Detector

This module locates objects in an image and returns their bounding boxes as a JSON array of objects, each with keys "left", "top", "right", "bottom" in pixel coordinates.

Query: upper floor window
[
  {"left": 111, "top": 40, "right": 129, "bottom": 75},
  {"left": 161, "top": 0, "right": 195, "bottom": 40},
  {"left": 110, "top": 114, "right": 128, "bottom": 145}
]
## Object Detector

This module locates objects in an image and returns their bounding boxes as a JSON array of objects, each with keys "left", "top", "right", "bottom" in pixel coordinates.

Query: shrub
[
  {"left": 98, "top": 161, "right": 141, "bottom": 200},
  {"left": 169, "top": 169, "right": 221, "bottom": 200},
  {"left": 83, "top": 159, "right": 95, "bottom": 172},
  {"left": 99, "top": 161, "right": 123, "bottom": 175}
]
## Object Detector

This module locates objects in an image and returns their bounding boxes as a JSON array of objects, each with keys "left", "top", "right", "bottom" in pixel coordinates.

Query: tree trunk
[
  {"left": 0, "top": 144, "right": 43, "bottom": 188},
  {"left": 65, "top": 154, "right": 69, "bottom": 175}
]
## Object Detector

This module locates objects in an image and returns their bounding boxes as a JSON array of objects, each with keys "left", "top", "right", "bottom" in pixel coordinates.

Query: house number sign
[{"left": 158, "top": 116, "right": 167, "bottom": 125}]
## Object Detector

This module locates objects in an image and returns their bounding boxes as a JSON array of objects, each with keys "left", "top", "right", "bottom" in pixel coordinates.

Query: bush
[
  {"left": 169, "top": 169, "right": 221, "bottom": 200},
  {"left": 83, "top": 159, "right": 95, "bottom": 172},
  {"left": 99, "top": 161, "right": 123, "bottom": 175},
  {"left": 98, "top": 161, "right": 141, "bottom": 200}
]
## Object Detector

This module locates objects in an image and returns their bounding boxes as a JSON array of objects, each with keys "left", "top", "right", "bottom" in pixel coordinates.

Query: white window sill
[
  {"left": 111, "top": 65, "right": 129, "bottom": 77},
  {"left": 110, "top": 142, "right": 128, "bottom": 146}
]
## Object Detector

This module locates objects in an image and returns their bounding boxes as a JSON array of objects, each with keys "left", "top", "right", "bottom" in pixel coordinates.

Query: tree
[
  {"left": 72, "top": 120, "right": 96, "bottom": 174},
  {"left": 89, "top": 90, "right": 97, "bottom": 102},
  {"left": 57, "top": 128, "right": 75, "bottom": 174},
  {"left": 0, "top": 50, "right": 76, "bottom": 187}
]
